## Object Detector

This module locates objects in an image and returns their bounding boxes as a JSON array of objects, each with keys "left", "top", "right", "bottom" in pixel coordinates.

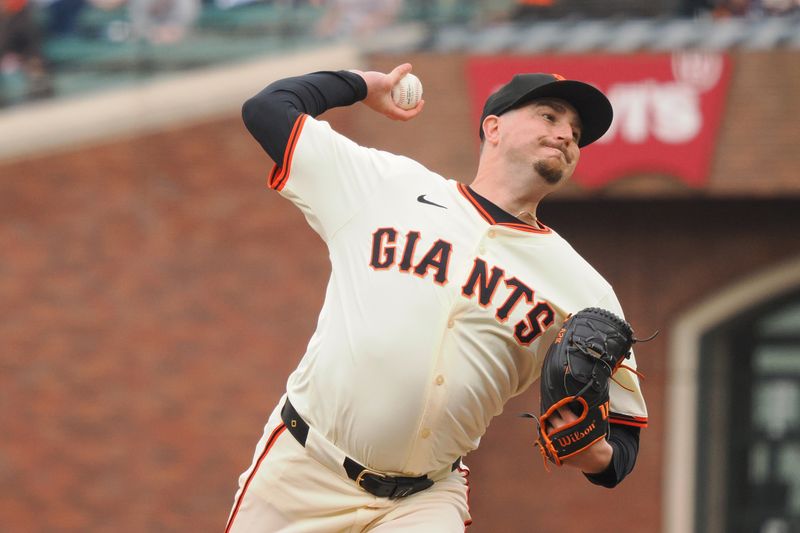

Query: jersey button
[
  {"left": 478, "top": 246, "right": 486, "bottom": 255},
  {"left": 447, "top": 319, "right": 455, "bottom": 328},
  {"left": 487, "top": 229, "right": 497, "bottom": 238},
  {"left": 420, "top": 428, "right": 431, "bottom": 439},
  {"left": 435, "top": 375, "right": 444, "bottom": 385}
]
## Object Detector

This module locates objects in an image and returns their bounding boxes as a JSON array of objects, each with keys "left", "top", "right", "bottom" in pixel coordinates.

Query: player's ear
[{"left": 482, "top": 115, "right": 501, "bottom": 146}]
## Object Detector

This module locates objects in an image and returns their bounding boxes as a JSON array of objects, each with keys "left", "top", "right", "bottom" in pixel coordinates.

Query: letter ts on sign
[
  {"left": 601, "top": 81, "right": 702, "bottom": 145},
  {"left": 651, "top": 83, "right": 701, "bottom": 144}
]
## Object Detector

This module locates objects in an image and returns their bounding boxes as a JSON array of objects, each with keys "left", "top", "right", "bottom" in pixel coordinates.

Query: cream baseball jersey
[{"left": 268, "top": 114, "right": 647, "bottom": 477}]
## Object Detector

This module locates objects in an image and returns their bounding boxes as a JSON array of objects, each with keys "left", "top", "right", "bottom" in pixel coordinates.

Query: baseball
[{"left": 391, "top": 73, "right": 423, "bottom": 110}]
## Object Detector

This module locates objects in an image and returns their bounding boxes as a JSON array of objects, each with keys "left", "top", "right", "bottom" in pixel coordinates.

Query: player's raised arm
[
  {"left": 241, "top": 70, "right": 366, "bottom": 164},
  {"left": 241, "top": 64, "right": 423, "bottom": 165}
]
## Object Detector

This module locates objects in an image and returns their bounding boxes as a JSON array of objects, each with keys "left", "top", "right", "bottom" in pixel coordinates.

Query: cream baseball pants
[{"left": 225, "top": 397, "right": 472, "bottom": 532}]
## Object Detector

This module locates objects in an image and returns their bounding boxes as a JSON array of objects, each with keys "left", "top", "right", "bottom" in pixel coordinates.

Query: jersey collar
[{"left": 457, "top": 183, "right": 552, "bottom": 234}]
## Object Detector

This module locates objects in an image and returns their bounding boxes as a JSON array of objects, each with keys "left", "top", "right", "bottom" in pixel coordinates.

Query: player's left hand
[
  {"left": 547, "top": 406, "right": 613, "bottom": 474},
  {"left": 351, "top": 63, "right": 425, "bottom": 121}
]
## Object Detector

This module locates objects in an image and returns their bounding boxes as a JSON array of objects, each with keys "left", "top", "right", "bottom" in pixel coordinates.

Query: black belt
[{"left": 281, "top": 398, "right": 459, "bottom": 500}]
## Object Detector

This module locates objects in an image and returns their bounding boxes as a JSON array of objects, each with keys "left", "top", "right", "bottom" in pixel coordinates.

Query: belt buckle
[{"left": 355, "top": 467, "right": 386, "bottom": 489}]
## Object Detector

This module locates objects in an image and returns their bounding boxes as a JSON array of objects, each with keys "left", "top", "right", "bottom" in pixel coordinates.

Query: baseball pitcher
[{"left": 225, "top": 63, "right": 648, "bottom": 532}]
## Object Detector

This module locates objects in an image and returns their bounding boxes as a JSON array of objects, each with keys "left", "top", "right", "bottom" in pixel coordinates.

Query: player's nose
[{"left": 552, "top": 123, "right": 576, "bottom": 144}]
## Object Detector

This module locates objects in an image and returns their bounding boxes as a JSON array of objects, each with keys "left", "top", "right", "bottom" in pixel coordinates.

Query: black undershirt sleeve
[
  {"left": 241, "top": 70, "right": 368, "bottom": 165},
  {"left": 584, "top": 424, "right": 640, "bottom": 488}
]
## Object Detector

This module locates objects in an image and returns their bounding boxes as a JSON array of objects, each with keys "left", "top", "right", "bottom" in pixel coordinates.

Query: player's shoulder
[
  {"left": 545, "top": 228, "right": 614, "bottom": 292},
  {"left": 305, "top": 116, "right": 440, "bottom": 176}
]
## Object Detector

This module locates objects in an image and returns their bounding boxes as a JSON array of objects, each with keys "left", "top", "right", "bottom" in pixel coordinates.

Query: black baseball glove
[{"left": 528, "top": 307, "right": 642, "bottom": 467}]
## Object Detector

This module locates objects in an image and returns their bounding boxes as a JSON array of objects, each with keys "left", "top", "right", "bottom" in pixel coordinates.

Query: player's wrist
[
  {"left": 348, "top": 69, "right": 366, "bottom": 79},
  {"left": 565, "top": 438, "right": 613, "bottom": 474}
]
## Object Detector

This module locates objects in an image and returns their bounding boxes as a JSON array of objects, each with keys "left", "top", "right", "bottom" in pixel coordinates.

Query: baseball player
[{"left": 226, "top": 63, "right": 647, "bottom": 532}]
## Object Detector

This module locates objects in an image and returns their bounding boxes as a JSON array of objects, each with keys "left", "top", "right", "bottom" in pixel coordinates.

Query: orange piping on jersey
[
  {"left": 267, "top": 161, "right": 280, "bottom": 188},
  {"left": 272, "top": 113, "right": 307, "bottom": 190},
  {"left": 225, "top": 424, "right": 287, "bottom": 533},
  {"left": 457, "top": 183, "right": 494, "bottom": 224},
  {"left": 609, "top": 415, "right": 648, "bottom": 428},
  {"left": 497, "top": 221, "right": 552, "bottom": 234},
  {"left": 457, "top": 463, "right": 473, "bottom": 527},
  {"left": 457, "top": 183, "right": 552, "bottom": 234},
  {"left": 268, "top": 114, "right": 308, "bottom": 191}
]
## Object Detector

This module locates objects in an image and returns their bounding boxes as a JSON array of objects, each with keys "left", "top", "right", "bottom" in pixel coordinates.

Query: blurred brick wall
[
  {"left": 0, "top": 119, "right": 328, "bottom": 531},
  {"left": 1, "top": 50, "right": 799, "bottom": 533}
]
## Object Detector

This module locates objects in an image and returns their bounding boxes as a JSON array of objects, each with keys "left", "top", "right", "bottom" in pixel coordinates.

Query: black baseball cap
[{"left": 479, "top": 73, "right": 613, "bottom": 148}]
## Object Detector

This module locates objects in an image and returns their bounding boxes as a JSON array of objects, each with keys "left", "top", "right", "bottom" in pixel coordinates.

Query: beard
[{"left": 533, "top": 158, "right": 565, "bottom": 185}]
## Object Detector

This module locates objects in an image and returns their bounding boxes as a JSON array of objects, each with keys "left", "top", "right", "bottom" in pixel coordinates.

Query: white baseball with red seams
[{"left": 392, "top": 73, "right": 423, "bottom": 110}]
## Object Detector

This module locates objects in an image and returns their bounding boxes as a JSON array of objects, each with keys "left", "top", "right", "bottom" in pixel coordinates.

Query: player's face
[{"left": 500, "top": 98, "right": 582, "bottom": 186}]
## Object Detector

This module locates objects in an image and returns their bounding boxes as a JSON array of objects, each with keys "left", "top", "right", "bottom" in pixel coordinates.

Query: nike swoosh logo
[{"left": 417, "top": 195, "right": 447, "bottom": 209}]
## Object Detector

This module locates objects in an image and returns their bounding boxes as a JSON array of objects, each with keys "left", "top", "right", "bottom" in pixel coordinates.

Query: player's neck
[{"left": 470, "top": 168, "right": 549, "bottom": 225}]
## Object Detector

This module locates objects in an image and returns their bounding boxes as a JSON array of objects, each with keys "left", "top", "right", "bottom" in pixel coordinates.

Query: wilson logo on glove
[
  {"left": 522, "top": 308, "right": 656, "bottom": 468},
  {"left": 556, "top": 422, "right": 597, "bottom": 448}
]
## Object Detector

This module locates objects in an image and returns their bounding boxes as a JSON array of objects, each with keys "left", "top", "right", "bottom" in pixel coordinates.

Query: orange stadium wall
[{"left": 1, "top": 51, "right": 798, "bottom": 532}]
